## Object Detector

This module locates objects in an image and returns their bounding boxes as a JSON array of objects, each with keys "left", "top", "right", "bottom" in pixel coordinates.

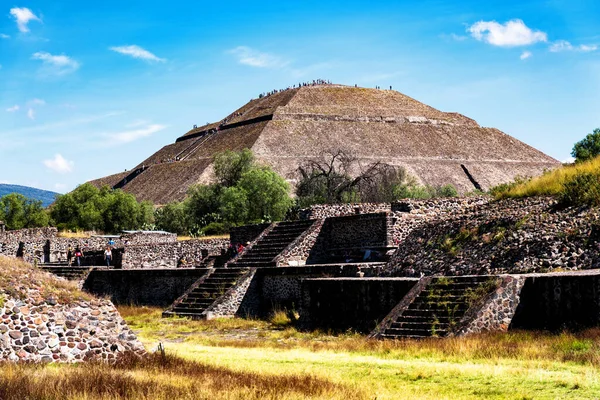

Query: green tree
[
  {"left": 0, "top": 193, "right": 49, "bottom": 230},
  {"left": 572, "top": 128, "right": 600, "bottom": 162},
  {"left": 155, "top": 202, "right": 189, "bottom": 234},
  {"left": 50, "top": 183, "right": 153, "bottom": 232},
  {"left": 238, "top": 167, "right": 292, "bottom": 222},
  {"left": 213, "top": 149, "right": 255, "bottom": 187}
]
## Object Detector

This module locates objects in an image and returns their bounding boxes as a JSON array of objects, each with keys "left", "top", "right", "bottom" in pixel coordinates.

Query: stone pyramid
[{"left": 89, "top": 84, "right": 559, "bottom": 204}]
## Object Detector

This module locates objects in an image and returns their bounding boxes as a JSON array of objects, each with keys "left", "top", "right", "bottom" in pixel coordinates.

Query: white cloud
[
  {"left": 6, "top": 105, "right": 19, "bottom": 112},
  {"left": 468, "top": 19, "right": 547, "bottom": 47},
  {"left": 229, "top": 46, "right": 288, "bottom": 68},
  {"left": 10, "top": 7, "right": 41, "bottom": 33},
  {"left": 28, "top": 98, "right": 46, "bottom": 106},
  {"left": 106, "top": 124, "right": 166, "bottom": 144},
  {"left": 0, "top": 34, "right": 9, "bottom": 39},
  {"left": 109, "top": 45, "right": 166, "bottom": 62},
  {"left": 549, "top": 40, "right": 597, "bottom": 52},
  {"left": 27, "top": 108, "right": 35, "bottom": 120},
  {"left": 32, "top": 52, "right": 80, "bottom": 75},
  {"left": 562, "top": 156, "right": 575, "bottom": 164},
  {"left": 520, "top": 51, "right": 532, "bottom": 60},
  {"left": 43, "top": 154, "right": 74, "bottom": 174},
  {"left": 54, "top": 183, "right": 67, "bottom": 191}
]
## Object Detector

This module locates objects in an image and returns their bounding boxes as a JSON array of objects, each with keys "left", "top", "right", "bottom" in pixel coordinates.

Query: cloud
[
  {"left": 109, "top": 45, "right": 166, "bottom": 62},
  {"left": 0, "top": 34, "right": 9, "bottom": 39},
  {"left": 520, "top": 51, "right": 532, "bottom": 60},
  {"left": 10, "top": 7, "right": 41, "bottom": 33},
  {"left": 43, "top": 154, "right": 74, "bottom": 173},
  {"left": 6, "top": 105, "right": 19, "bottom": 112},
  {"left": 54, "top": 183, "right": 67, "bottom": 191},
  {"left": 228, "top": 46, "right": 288, "bottom": 68},
  {"left": 562, "top": 156, "right": 575, "bottom": 164},
  {"left": 549, "top": 40, "right": 597, "bottom": 52},
  {"left": 31, "top": 52, "right": 80, "bottom": 75},
  {"left": 468, "top": 19, "right": 547, "bottom": 47},
  {"left": 105, "top": 124, "right": 166, "bottom": 144},
  {"left": 28, "top": 98, "right": 46, "bottom": 106},
  {"left": 27, "top": 108, "right": 35, "bottom": 120}
]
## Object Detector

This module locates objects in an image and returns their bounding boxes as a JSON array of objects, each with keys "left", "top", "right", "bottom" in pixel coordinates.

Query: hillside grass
[
  {"left": 492, "top": 156, "right": 600, "bottom": 203},
  {"left": 0, "top": 256, "right": 92, "bottom": 304}
]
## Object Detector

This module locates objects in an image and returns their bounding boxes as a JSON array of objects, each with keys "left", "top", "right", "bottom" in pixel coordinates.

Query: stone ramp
[
  {"left": 233, "top": 220, "right": 315, "bottom": 267},
  {"left": 162, "top": 267, "right": 249, "bottom": 319},
  {"left": 374, "top": 276, "right": 498, "bottom": 339}
]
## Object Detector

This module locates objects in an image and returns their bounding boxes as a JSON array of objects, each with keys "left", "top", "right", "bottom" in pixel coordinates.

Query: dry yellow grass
[
  {"left": 0, "top": 256, "right": 92, "bottom": 303},
  {"left": 177, "top": 234, "right": 229, "bottom": 241},
  {"left": 57, "top": 230, "right": 93, "bottom": 238},
  {"left": 494, "top": 156, "right": 600, "bottom": 199}
]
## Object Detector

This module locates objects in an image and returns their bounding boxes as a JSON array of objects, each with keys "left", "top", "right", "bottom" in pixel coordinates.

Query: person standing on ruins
[
  {"left": 67, "top": 245, "right": 73, "bottom": 266},
  {"left": 104, "top": 247, "right": 112, "bottom": 267},
  {"left": 74, "top": 247, "right": 84, "bottom": 266}
]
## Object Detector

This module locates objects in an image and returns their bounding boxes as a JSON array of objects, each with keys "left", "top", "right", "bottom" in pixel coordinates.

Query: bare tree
[{"left": 296, "top": 149, "right": 410, "bottom": 204}]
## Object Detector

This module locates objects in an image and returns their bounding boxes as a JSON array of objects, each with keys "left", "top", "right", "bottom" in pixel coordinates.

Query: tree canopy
[
  {"left": 0, "top": 193, "right": 49, "bottom": 230},
  {"left": 50, "top": 183, "right": 153, "bottom": 232},
  {"left": 155, "top": 149, "right": 293, "bottom": 235},
  {"left": 572, "top": 128, "right": 600, "bottom": 163}
]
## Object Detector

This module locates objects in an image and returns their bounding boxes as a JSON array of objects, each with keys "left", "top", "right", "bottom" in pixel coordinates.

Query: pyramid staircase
[
  {"left": 232, "top": 220, "right": 315, "bottom": 267},
  {"left": 40, "top": 265, "right": 93, "bottom": 280},
  {"left": 379, "top": 276, "right": 496, "bottom": 339},
  {"left": 163, "top": 220, "right": 315, "bottom": 319},
  {"left": 162, "top": 267, "right": 249, "bottom": 319}
]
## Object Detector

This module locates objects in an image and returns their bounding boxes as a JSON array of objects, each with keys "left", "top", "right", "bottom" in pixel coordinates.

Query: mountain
[
  {"left": 0, "top": 184, "right": 59, "bottom": 208},
  {"left": 88, "top": 83, "right": 559, "bottom": 205}
]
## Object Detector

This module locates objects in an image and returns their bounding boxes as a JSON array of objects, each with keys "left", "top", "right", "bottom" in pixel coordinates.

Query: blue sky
[{"left": 1, "top": 0, "right": 599, "bottom": 193}]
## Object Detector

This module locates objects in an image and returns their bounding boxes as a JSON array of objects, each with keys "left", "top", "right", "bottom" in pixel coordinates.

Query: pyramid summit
[{"left": 89, "top": 83, "right": 559, "bottom": 204}]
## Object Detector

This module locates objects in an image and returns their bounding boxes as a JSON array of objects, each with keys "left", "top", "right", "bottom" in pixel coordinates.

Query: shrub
[{"left": 560, "top": 171, "right": 600, "bottom": 207}]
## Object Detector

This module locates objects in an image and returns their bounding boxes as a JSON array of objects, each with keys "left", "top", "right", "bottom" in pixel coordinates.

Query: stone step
[
  {"left": 382, "top": 327, "right": 447, "bottom": 337},
  {"left": 393, "top": 315, "right": 454, "bottom": 324}
]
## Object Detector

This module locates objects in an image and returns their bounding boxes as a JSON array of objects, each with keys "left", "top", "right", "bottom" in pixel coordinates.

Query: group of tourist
[
  {"left": 66, "top": 238, "right": 115, "bottom": 268},
  {"left": 258, "top": 79, "right": 332, "bottom": 98}
]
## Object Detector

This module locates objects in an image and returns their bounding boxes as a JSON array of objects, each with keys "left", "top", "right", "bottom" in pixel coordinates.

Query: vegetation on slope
[
  {"left": 0, "top": 256, "right": 91, "bottom": 304},
  {"left": 491, "top": 155, "right": 600, "bottom": 206}
]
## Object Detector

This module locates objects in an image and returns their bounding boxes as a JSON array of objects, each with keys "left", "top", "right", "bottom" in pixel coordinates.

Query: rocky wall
[
  {"left": 386, "top": 197, "right": 600, "bottom": 276},
  {"left": 454, "top": 275, "right": 526, "bottom": 336},
  {"left": 510, "top": 271, "right": 600, "bottom": 331},
  {"left": 237, "top": 264, "right": 385, "bottom": 318},
  {"left": 299, "top": 278, "right": 418, "bottom": 332},
  {"left": 121, "top": 239, "right": 229, "bottom": 269},
  {"left": 0, "top": 295, "right": 145, "bottom": 363},
  {"left": 83, "top": 269, "right": 210, "bottom": 307}
]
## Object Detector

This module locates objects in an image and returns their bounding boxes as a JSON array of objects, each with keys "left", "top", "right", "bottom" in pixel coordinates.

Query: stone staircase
[
  {"left": 379, "top": 276, "right": 494, "bottom": 339},
  {"left": 233, "top": 220, "right": 315, "bottom": 267},
  {"left": 163, "top": 267, "right": 249, "bottom": 319},
  {"left": 40, "top": 265, "right": 93, "bottom": 280}
]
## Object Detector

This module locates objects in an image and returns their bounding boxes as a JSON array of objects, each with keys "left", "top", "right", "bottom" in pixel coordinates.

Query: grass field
[{"left": 2, "top": 306, "right": 599, "bottom": 399}]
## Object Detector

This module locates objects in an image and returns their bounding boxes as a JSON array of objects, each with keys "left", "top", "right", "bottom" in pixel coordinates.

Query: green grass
[
  {"left": 491, "top": 155, "right": 600, "bottom": 204},
  {"left": 120, "top": 307, "right": 600, "bottom": 399}
]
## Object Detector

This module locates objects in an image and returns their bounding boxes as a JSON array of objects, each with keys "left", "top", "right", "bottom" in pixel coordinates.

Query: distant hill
[{"left": 0, "top": 184, "right": 59, "bottom": 208}]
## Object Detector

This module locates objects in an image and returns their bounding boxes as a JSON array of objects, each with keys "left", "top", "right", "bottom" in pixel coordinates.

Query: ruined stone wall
[
  {"left": 237, "top": 264, "right": 385, "bottom": 318},
  {"left": 276, "top": 219, "right": 323, "bottom": 266},
  {"left": 121, "top": 239, "right": 229, "bottom": 269},
  {"left": 299, "top": 278, "right": 418, "bottom": 332},
  {"left": 83, "top": 269, "right": 210, "bottom": 307},
  {"left": 454, "top": 275, "right": 526, "bottom": 336},
  {"left": 510, "top": 272, "right": 600, "bottom": 331},
  {"left": 305, "top": 213, "right": 393, "bottom": 264},
  {"left": 0, "top": 292, "right": 144, "bottom": 363},
  {"left": 386, "top": 197, "right": 600, "bottom": 276}
]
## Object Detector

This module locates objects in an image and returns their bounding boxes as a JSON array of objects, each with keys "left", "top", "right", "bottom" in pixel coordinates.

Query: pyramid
[{"left": 89, "top": 84, "right": 559, "bottom": 204}]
